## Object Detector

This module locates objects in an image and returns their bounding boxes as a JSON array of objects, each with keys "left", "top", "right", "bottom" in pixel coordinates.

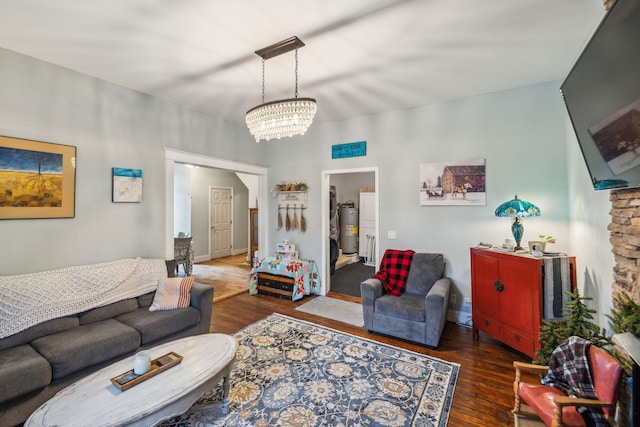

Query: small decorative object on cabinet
[{"left": 470, "top": 247, "right": 576, "bottom": 359}]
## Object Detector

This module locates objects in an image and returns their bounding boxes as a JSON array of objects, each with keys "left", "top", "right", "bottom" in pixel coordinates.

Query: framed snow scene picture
[{"left": 420, "top": 158, "right": 486, "bottom": 206}]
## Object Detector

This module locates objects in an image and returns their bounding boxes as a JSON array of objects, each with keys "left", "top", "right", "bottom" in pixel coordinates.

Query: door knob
[{"left": 494, "top": 280, "right": 504, "bottom": 292}]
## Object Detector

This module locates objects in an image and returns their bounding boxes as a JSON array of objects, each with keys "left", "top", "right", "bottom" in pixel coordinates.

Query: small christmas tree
[{"left": 536, "top": 288, "right": 610, "bottom": 365}]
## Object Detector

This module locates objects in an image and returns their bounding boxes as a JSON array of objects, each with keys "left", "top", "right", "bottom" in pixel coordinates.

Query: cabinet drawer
[
  {"left": 501, "top": 325, "right": 535, "bottom": 357},
  {"left": 473, "top": 311, "right": 500, "bottom": 338}
]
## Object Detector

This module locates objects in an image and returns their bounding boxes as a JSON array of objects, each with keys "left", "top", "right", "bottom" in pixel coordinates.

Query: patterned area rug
[{"left": 161, "top": 313, "right": 459, "bottom": 426}]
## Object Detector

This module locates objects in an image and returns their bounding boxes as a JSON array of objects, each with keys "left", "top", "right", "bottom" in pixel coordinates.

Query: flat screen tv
[{"left": 561, "top": 0, "right": 640, "bottom": 190}]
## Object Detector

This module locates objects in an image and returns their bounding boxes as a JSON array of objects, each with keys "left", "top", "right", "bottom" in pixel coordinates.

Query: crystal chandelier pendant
[
  {"left": 246, "top": 97, "right": 317, "bottom": 142},
  {"left": 245, "top": 37, "right": 317, "bottom": 142}
]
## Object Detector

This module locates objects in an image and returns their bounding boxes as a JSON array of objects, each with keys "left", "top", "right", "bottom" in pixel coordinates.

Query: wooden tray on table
[{"left": 110, "top": 351, "right": 183, "bottom": 391}]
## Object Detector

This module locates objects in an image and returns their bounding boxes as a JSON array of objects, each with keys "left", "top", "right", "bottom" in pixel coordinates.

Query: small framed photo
[{"left": 112, "top": 168, "right": 142, "bottom": 203}]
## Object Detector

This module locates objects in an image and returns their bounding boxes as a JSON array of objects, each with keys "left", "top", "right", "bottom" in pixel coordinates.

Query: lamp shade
[{"left": 494, "top": 195, "right": 540, "bottom": 218}]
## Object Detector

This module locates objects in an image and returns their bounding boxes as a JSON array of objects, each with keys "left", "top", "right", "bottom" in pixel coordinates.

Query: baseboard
[
  {"left": 448, "top": 309, "right": 472, "bottom": 327},
  {"left": 194, "top": 255, "right": 209, "bottom": 263},
  {"left": 193, "top": 249, "right": 248, "bottom": 264}
]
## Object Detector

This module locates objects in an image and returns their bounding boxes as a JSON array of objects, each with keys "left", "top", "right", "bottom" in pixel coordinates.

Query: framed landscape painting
[{"left": 0, "top": 135, "right": 76, "bottom": 219}]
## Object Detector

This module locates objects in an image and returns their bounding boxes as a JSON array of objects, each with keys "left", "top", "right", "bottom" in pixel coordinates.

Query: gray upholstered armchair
[{"left": 360, "top": 253, "right": 451, "bottom": 348}]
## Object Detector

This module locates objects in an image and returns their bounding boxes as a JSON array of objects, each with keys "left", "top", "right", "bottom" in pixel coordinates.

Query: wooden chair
[
  {"left": 173, "top": 237, "right": 193, "bottom": 276},
  {"left": 513, "top": 343, "right": 622, "bottom": 427}
]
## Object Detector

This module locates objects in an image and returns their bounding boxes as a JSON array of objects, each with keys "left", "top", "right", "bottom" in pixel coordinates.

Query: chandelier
[{"left": 245, "top": 36, "right": 317, "bottom": 142}]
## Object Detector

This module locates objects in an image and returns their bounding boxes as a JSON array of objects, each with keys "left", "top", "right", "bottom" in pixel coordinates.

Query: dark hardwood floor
[{"left": 210, "top": 292, "right": 535, "bottom": 426}]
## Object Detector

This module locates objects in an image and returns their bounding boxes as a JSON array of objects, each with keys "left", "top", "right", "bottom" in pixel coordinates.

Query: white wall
[
  {"left": 0, "top": 48, "right": 263, "bottom": 274},
  {"left": 331, "top": 172, "right": 375, "bottom": 206},
  {"left": 236, "top": 173, "right": 259, "bottom": 210},
  {"left": 266, "top": 81, "right": 573, "bottom": 314},
  {"left": 174, "top": 163, "right": 192, "bottom": 236},
  {"left": 566, "top": 114, "right": 615, "bottom": 328}
]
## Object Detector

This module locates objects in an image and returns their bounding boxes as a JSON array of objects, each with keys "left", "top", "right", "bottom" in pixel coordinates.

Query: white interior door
[{"left": 210, "top": 187, "right": 232, "bottom": 259}]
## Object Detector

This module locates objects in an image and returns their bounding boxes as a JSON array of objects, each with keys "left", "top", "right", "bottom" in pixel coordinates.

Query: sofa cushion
[
  {"left": 0, "top": 316, "right": 79, "bottom": 351},
  {"left": 137, "top": 291, "right": 155, "bottom": 308},
  {"left": 116, "top": 307, "right": 200, "bottom": 345},
  {"left": 375, "top": 293, "right": 426, "bottom": 322},
  {"left": 78, "top": 298, "right": 139, "bottom": 325},
  {"left": 405, "top": 253, "right": 444, "bottom": 295},
  {"left": 31, "top": 319, "right": 140, "bottom": 380},
  {"left": 149, "top": 277, "right": 193, "bottom": 311},
  {"left": 0, "top": 345, "right": 51, "bottom": 404}
]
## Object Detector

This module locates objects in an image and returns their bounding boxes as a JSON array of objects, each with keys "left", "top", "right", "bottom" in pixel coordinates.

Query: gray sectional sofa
[{"left": 0, "top": 281, "right": 213, "bottom": 427}]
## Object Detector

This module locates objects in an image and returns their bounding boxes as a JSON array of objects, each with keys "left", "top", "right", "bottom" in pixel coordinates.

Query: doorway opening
[
  {"left": 320, "top": 167, "right": 379, "bottom": 298},
  {"left": 164, "top": 149, "right": 269, "bottom": 262}
]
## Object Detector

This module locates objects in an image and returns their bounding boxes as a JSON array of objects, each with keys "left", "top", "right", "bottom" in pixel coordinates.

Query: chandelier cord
[
  {"left": 261, "top": 58, "right": 265, "bottom": 104},
  {"left": 294, "top": 48, "right": 299, "bottom": 98}
]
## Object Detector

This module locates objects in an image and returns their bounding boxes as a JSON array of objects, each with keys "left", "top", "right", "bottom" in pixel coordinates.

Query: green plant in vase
[{"left": 538, "top": 235, "right": 555, "bottom": 252}]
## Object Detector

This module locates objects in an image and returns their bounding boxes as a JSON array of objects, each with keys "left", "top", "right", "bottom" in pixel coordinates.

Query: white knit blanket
[{"left": 0, "top": 258, "right": 167, "bottom": 339}]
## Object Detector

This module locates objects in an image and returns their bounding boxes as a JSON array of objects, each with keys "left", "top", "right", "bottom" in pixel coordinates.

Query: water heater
[{"left": 340, "top": 207, "right": 358, "bottom": 254}]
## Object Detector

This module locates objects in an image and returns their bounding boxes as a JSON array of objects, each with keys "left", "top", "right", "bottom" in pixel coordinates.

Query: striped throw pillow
[{"left": 149, "top": 276, "right": 193, "bottom": 311}]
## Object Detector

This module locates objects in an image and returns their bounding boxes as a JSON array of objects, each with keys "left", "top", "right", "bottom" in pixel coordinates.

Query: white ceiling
[{"left": 0, "top": 0, "right": 605, "bottom": 126}]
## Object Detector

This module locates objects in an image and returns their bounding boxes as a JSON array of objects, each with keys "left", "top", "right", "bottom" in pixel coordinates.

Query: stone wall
[
  {"left": 609, "top": 189, "right": 640, "bottom": 303},
  {"left": 609, "top": 188, "right": 638, "bottom": 427}
]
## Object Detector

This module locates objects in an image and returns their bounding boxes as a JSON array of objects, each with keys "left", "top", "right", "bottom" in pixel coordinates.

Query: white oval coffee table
[{"left": 26, "top": 333, "right": 237, "bottom": 427}]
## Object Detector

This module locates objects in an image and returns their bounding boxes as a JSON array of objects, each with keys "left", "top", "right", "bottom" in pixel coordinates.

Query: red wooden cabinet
[{"left": 470, "top": 248, "right": 576, "bottom": 359}]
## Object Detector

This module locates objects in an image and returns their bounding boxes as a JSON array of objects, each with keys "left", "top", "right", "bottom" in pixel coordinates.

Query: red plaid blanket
[{"left": 373, "top": 249, "right": 415, "bottom": 296}]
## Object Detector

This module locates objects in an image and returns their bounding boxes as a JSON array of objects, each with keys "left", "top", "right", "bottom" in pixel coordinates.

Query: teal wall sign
[{"left": 332, "top": 141, "right": 366, "bottom": 159}]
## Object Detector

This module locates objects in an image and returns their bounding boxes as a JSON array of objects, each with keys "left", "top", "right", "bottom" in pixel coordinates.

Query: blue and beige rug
[{"left": 161, "top": 313, "right": 459, "bottom": 426}]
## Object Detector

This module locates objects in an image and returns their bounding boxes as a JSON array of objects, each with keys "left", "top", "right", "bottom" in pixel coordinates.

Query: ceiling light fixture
[{"left": 245, "top": 36, "right": 317, "bottom": 143}]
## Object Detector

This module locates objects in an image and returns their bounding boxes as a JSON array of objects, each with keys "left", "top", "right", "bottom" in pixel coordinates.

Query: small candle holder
[{"left": 133, "top": 350, "right": 151, "bottom": 375}]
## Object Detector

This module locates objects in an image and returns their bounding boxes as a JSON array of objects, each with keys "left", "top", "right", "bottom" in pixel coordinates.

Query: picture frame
[
  {"left": 0, "top": 135, "right": 76, "bottom": 219},
  {"left": 419, "top": 158, "right": 486, "bottom": 206},
  {"left": 112, "top": 168, "right": 143, "bottom": 203}
]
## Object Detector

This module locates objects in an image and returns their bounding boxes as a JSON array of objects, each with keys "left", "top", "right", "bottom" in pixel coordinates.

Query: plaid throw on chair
[
  {"left": 372, "top": 249, "right": 415, "bottom": 296},
  {"left": 541, "top": 336, "right": 608, "bottom": 426}
]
